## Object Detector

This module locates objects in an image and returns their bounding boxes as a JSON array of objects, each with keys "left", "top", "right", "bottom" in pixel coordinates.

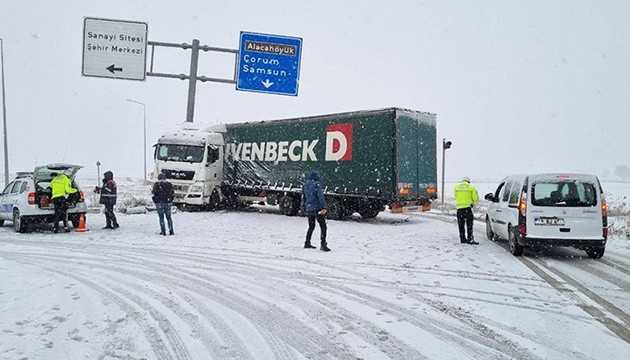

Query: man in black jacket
[
  {"left": 94, "top": 170, "right": 119, "bottom": 229},
  {"left": 152, "top": 173, "right": 175, "bottom": 235}
]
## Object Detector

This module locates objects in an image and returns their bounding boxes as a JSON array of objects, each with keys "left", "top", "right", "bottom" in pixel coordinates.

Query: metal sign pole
[
  {"left": 186, "top": 39, "right": 200, "bottom": 123},
  {"left": 1, "top": 38, "right": 9, "bottom": 186}
]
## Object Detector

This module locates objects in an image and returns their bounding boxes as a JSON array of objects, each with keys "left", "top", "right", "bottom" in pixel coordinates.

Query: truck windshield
[{"left": 157, "top": 144, "right": 205, "bottom": 163}]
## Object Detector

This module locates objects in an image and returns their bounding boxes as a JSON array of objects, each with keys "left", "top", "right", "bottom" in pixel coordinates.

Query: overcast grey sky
[{"left": 0, "top": 0, "right": 629, "bottom": 183}]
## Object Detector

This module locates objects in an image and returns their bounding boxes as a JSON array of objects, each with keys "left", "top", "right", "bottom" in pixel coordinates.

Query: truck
[{"left": 152, "top": 107, "right": 438, "bottom": 219}]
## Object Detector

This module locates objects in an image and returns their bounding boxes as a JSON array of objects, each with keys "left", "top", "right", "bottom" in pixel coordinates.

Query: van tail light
[
  {"left": 79, "top": 191, "right": 85, "bottom": 203},
  {"left": 28, "top": 192, "right": 36, "bottom": 205},
  {"left": 518, "top": 190, "right": 527, "bottom": 235},
  {"left": 602, "top": 196, "right": 608, "bottom": 240}
]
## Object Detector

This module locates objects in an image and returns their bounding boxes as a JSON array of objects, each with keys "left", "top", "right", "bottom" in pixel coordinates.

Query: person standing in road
[
  {"left": 302, "top": 171, "right": 330, "bottom": 251},
  {"left": 454, "top": 176, "right": 479, "bottom": 245},
  {"left": 50, "top": 170, "right": 78, "bottom": 233},
  {"left": 152, "top": 173, "right": 175, "bottom": 236},
  {"left": 94, "top": 170, "right": 119, "bottom": 229}
]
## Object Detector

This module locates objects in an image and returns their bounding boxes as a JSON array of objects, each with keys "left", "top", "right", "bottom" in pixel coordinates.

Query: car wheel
[
  {"left": 585, "top": 246, "right": 605, "bottom": 259},
  {"left": 486, "top": 216, "right": 496, "bottom": 241},
  {"left": 70, "top": 214, "right": 81, "bottom": 229},
  {"left": 508, "top": 225, "right": 523, "bottom": 256},
  {"left": 13, "top": 209, "right": 26, "bottom": 233}
]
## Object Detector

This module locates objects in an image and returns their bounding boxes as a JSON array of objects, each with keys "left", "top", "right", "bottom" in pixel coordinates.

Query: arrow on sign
[
  {"left": 261, "top": 79, "right": 274, "bottom": 88},
  {"left": 106, "top": 64, "right": 123, "bottom": 74}
]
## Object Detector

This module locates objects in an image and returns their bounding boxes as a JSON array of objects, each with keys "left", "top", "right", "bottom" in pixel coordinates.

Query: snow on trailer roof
[{"left": 225, "top": 107, "right": 437, "bottom": 128}]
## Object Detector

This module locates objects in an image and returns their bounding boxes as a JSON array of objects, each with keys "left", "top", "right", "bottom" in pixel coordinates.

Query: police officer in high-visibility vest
[
  {"left": 50, "top": 170, "right": 78, "bottom": 233},
  {"left": 454, "top": 176, "right": 479, "bottom": 244}
]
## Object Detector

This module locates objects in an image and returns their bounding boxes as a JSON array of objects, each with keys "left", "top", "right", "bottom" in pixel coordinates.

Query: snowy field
[{"left": 1, "top": 179, "right": 629, "bottom": 359}]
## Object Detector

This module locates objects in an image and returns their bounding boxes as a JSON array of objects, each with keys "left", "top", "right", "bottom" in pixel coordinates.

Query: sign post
[
  {"left": 236, "top": 32, "right": 302, "bottom": 96},
  {"left": 82, "top": 17, "right": 148, "bottom": 81}
]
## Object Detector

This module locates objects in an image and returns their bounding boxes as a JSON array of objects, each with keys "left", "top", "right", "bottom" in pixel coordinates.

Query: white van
[{"left": 484, "top": 173, "right": 607, "bottom": 258}]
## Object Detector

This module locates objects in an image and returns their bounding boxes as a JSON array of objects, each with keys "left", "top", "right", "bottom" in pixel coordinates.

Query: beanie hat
[
  {"left": 463, "top": 176, "right": 471, "bottom": 183},
  {"left": 158, "top": 173, "right": 166, "bottom": 180}
]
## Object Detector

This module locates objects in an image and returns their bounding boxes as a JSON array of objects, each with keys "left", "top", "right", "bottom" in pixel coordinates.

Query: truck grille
[{"left": 162, "top": 169, "right": 195, "bottom": 181}]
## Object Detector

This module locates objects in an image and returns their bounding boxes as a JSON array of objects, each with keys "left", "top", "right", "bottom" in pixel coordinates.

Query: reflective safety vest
[
  {"left": 454, "top": 181, "right": 479, "bottom": 209},
  {"left": 50, "top": 174, "right": 77, "bottom": 199}
]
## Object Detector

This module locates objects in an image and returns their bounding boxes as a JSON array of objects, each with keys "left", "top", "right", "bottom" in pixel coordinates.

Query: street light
[
  {"left": 126, "top": 99, "right": 147, "bottom": 183},
  {"left": 1, "top": 38, "right": 9, "bottom": 186},
  {"left": 441, "top": 138, "right": 452, "bottom": 204}
]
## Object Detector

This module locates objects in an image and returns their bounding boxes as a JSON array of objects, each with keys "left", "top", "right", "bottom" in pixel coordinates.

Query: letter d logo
[{"left": 325, "top": 123, "right": 353, "bottom": 161}]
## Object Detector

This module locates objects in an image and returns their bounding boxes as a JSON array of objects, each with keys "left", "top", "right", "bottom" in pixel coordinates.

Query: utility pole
[
  {"left": 441, "top": 138, "right": 452, "bottom": 204},
  {"left": 1, "top": 38, "right": 9, "bottom": 185}
]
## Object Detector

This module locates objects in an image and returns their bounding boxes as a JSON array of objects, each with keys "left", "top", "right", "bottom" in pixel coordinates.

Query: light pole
[
  {"left": 126, "top": 99, "right": 147, "bottom": 183},
  {"left": 1, "top": 38, "right": 9, "bottom": 186},
  {"left": 441, "top": 138, "right": 452, "bottom": 204}
]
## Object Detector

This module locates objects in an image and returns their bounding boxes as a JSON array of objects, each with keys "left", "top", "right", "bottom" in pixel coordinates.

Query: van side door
[{"left": 494, "top": 180, "right": 514, "bottom": 240}]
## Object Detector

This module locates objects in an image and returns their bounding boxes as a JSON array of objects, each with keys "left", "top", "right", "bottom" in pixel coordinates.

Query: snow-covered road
[{"left": 1, "top": 207, "right": 629, "bottom": 359}]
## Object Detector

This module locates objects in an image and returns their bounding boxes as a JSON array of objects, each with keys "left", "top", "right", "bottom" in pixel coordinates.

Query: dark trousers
[
  {"left": 457, "top": 207, "right": 474, "bottom": 242},
  {"left": 52, "top": 197, "right": 68, "bottom": 231},
  {"left": 104, "top": 204, "right": 118, "bottom": 227},
  {"left": 306, "top": 211, "right": 327, "bottom": 245}
]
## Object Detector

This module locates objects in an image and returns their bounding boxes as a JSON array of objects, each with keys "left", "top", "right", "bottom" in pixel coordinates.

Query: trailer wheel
[
  {"left": 280, "top": 195, "right": 299, "bottom": 216},
  {"left": 327, "top": 199, "right": 344, "bottom": 220}
]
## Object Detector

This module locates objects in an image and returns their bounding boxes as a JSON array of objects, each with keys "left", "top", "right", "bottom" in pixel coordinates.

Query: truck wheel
[
  {"left": 327, "top": 199, "right": 344, "bottom": 220},
  {"left": 508, "top": 225, "right": 523, "bottom": 256},
  {"left": 585, "top": 246, "right": 605, "bottom": 259},
  {"left": 13, "top": 209, "right": 26, "bottom": 233},
  {"left": 208, "top": 190, "right": 220, "bottom": 212},
  {"left": 359, "top": 208, "right": 379, "bottom": 219}
]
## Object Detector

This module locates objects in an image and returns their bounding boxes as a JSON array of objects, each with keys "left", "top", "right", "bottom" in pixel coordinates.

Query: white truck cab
[{"left": 152, "top": 124, "right": 225, "bottom": 210}]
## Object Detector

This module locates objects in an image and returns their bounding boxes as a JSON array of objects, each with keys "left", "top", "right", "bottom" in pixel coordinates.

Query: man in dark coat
[
  {"left": 302, "top": 171, "right": 330, "bottom": 251},
  {"left": 94, "top": 170, "right": 119, "bottom": 229},
  {"left": 152, "top": 173, "right": 175, "bottom": 236}
]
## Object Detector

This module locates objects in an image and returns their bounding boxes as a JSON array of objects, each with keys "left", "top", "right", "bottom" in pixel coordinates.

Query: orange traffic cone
[{"left": 75, "top": 213, "right": 90, "bottom": 232}]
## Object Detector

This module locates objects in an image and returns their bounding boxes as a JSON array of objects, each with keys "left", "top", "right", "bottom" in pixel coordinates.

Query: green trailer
[{"left": 222, "top": 107, "right": 437, "bottom": 219}]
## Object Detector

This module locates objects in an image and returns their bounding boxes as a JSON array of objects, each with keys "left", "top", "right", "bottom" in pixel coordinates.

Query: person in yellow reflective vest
[
  {"left": 454, "top": 176, "right": 479, "bottom": 245},
  {"left": 50, "top": 170, "right": 78, "bottom": 233}
]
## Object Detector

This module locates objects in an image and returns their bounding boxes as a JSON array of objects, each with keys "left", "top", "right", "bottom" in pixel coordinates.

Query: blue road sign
[{"left": 236, "top": 32, "right": 302, "bottom": 96}]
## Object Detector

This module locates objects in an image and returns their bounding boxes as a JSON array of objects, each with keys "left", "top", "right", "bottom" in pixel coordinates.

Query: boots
[
  {"left": 304, "top": 241, "right": 316, "bottom": 249},
  {"left": 320, "top": 242, "right": 331, "bottom": 252}
]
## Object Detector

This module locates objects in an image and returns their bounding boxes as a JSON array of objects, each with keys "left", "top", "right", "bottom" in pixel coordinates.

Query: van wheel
[
  {"left": 508, "top": 226, "right": 523, "bottom": 256},
  {"left": 486, "top": 217, "right": 496, "bottom": 241},
  {"left": 0, "top": 219, "right": 3, "bottom": 226},
  {"left": 585, "top": 246, "right": 605, "bottom": 259},
  {"left": 13, "top": 209, "right": 26, "bottom": 233}
]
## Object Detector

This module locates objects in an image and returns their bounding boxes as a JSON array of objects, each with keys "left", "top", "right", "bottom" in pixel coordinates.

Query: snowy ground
[{"left": 1, "top": 180, "right": 629, "bottom": 360}]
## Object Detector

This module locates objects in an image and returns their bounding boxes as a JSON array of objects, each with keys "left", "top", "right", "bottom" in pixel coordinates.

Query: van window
[
  {"left": 493, "top": 182, "right": 506, "bottom": 200},
  {"left": 19, "top": 181, "right": 28, "bottom": 194},
  {"left": 501, "top": 180, "right": 513, "bottom": 202},
  {"left": 531, "top": 180, "right": 597, "bottom": 207},
  {"left": 508, "top": 181, "right": 522, "bottom": 205}
]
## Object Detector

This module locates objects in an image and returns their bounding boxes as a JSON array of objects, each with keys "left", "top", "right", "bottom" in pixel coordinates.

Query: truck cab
[{"left": 152, "top": 125, "right": 225, "bottom": 210}]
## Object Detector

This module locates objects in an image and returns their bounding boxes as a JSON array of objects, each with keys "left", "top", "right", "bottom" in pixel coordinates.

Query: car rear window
[{"left": 531, "top": 180, "right": 597, "bottom": 207}]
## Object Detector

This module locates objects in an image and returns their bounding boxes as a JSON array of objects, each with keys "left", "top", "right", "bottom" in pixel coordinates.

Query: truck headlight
[{"left": 190, "top": 185, "right": 203, "bottom": 193}]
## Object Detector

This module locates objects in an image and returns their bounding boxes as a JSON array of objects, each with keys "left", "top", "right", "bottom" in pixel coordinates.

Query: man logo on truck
[{"left": 226, "top": 122, "right": 354, "bottom": 162}]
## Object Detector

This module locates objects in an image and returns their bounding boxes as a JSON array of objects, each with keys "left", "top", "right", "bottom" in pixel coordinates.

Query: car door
[
  {"left": 494, "top": 180, "right": 514, "bottom": 240},
  {"left": 486, "top": 181, "right": 507, "bottom": 239},
  {"left": 0, "top": 181, "right": 14, "bottom": 220}
]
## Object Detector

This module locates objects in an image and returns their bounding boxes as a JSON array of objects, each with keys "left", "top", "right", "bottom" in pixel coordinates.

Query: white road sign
[{"left": 82, "top": 17, "right": 148, "bottom": 81}]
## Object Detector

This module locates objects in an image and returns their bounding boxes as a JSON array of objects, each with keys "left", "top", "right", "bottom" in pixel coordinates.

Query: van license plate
[{"left": 535, "top": 217, "right": 565, "bottom": 226}]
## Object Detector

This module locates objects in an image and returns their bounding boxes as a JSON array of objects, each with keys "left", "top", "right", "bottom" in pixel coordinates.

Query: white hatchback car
[
  {"left": 0, "top": 163, "right": 88, "bottom": 232},
  {"left": 484, "top": 173, "right": 607, "bottom": 258}
]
